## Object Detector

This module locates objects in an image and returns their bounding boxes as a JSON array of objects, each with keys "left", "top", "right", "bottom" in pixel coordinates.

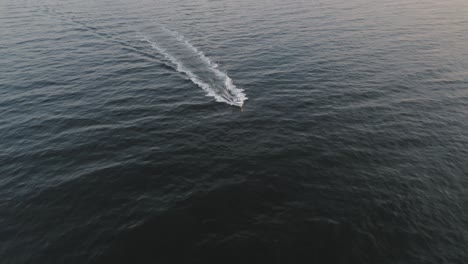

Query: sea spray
[{"left": 139, "top": 29, "right": 247, "bottom": 107}]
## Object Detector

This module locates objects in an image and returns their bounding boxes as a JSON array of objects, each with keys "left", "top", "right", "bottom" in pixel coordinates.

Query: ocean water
[{"left": 1, "top": 0, "right": 468, "bottom": 263}]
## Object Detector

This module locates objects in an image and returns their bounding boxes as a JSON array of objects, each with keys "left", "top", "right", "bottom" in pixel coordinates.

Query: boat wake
[{"left": 139, "top": 28, "right": 247, "bottom": 107}]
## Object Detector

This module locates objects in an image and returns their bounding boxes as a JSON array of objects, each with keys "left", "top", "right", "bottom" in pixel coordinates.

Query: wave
[{"left": 139, "top": 29, "right": 247, "bottom": 107}]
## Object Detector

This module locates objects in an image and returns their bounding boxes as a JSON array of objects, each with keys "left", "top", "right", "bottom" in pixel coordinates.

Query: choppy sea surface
[{"left": 1, "top": 0, "right": 468, "bottom": 263}]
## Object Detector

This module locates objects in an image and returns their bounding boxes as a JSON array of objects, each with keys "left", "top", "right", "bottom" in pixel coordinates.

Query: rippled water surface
[{"left": 1, "top": 0, "right": 468, "bottom": 263}]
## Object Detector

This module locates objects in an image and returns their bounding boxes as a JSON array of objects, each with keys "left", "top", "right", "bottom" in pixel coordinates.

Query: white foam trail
[{"left": 139, "top": 30, "right": 247, "bottom": 107}]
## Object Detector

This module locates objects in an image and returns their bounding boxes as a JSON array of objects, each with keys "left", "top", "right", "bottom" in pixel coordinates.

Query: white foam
[{"left": 139, "top": 30, "right": 247, "bottom": 107}]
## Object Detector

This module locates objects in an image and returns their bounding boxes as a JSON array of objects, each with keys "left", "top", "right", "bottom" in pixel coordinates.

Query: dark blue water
[{"left": 1, "top": 0, "right": 468, "bottom": 263}]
